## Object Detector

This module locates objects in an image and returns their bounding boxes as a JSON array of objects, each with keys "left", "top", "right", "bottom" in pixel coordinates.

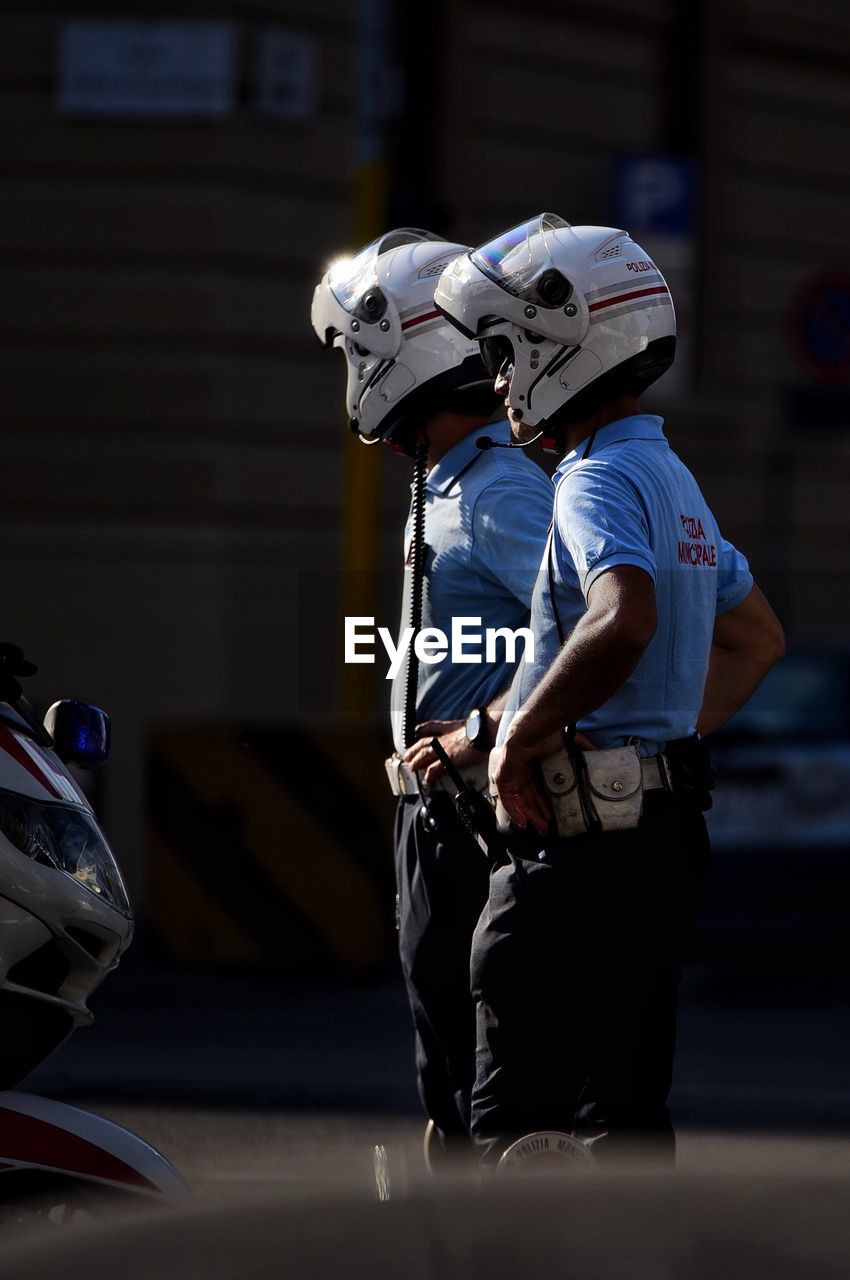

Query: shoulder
[
  {"left": 554, "top": 457, "right": 651, "bottom": 543},
  {"left": 486, "top": 445, "right": 551, "bottom": 483},
  {"left": 475, "top": 453, "right": 552, "bottom": 507},
  {"left": 555, "top": 456, "right": 639, "bottom": 507},
  {"left": 467, "top": 458, "right": 552, "bottom": 544},
  {"left": 468, "top": 447, "right": 550, "bottom": 498}
]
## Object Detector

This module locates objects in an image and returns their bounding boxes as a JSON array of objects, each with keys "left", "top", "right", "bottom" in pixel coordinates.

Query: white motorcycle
[{"left": 0, "top": 644, "right": 185, "bottom": 1221}]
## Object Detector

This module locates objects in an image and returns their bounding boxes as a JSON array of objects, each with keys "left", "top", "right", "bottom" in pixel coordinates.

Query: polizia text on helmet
[{"left": 344, "top": 617, "right": 534, "bottom": 679}]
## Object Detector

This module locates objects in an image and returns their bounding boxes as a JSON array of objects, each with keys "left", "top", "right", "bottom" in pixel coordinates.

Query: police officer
[
  {"left": 311, "top": 229, "right": 552, "bottom": 1161},
  {"left": 435, "top": 214, "right": 785, "bottom": 1165}
]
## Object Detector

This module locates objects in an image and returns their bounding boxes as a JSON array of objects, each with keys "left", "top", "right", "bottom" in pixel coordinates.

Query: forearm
[
  {"left": 504, "top": 611, "right": 649, "bottom": 755},
  {"left": 483, "top": 688, "right": 509, "bottom": 745},
  {"left": 697, "top": 584, "right": 785, "bottom": 737},
  {"left": 493, "top": 564, "right": 657, "bottom": 832},
  {"left": 697, "top": 645, "right": 773, "bottom": 737},
  {"left": 402, "top": 685, "right": 511, "bottom": 780}
]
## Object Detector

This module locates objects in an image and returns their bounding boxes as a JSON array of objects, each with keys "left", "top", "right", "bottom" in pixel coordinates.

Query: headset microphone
[{"left": 476, "top": 431, "right": 544, "bottom": 451}]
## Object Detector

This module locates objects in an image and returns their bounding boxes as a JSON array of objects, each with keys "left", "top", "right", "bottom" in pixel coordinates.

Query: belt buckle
[{"left": 395, "top": 756, "right": 408, "bottom": 796}]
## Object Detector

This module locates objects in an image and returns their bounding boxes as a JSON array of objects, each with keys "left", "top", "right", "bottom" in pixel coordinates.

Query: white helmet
[
  {"left": 434, "top": 213, "right": 676, "bottom": 446},
  {"left": 311, "top": 228, "right": 498, "bottom": 445}
]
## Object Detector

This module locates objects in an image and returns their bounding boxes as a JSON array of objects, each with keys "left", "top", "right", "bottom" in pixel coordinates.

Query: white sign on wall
[
  {"left": 254, "top": 30, "right": 318, "bottom": 120},
  {"left": 57, "top": 20, "right": 236, "bottom": 119}
]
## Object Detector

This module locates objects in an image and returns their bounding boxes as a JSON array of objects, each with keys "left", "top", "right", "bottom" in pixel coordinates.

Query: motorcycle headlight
[{"left": 0, "top": 789, "right": 132, "bottom": 919}]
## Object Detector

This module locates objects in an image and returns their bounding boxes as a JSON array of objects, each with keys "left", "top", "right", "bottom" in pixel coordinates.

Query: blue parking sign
[{"left": 614, "top": 156, "right": 696, "bottom": 238}]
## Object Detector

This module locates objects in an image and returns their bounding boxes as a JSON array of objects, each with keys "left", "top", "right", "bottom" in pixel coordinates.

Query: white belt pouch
[{"left": 489, "top": 743, "right": 647, "bottom": 838}]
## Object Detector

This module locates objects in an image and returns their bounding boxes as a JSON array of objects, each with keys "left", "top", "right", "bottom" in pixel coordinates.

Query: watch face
[{"left": 466, "top": 708, "right": 482, "bottom": 745}]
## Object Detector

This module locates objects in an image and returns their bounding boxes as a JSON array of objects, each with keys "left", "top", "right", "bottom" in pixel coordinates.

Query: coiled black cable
[{"left": 401, "top": 440, "right": 429, "bottom": 749}]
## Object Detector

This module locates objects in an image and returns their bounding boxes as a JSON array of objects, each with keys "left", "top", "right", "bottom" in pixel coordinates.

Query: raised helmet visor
[
  {"left": 434, "top": 218, "right": 592, "bottom": 352},
  {"left": 471, "top": 212, "right": 573, "bottom": 303},
  {"left": 328, "top": 228, "right": 443, "bottom": 313},
  {"left": 311, "top": 229, "right": 444, "bottom": 362}
]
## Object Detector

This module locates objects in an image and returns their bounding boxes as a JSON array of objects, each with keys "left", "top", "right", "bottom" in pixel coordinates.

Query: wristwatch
[{"left": 465, "top": 706, "right": 491, "bottom": 752}]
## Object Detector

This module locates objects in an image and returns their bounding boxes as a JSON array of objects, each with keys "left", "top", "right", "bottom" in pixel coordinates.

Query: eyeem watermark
[{"left": 345, "top": 616, "right": 534, "bottom": 680}]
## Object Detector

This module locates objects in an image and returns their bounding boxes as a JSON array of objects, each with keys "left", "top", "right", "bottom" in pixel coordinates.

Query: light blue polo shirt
[
  {"left": 498, "top": 414, "right": 753, "bottom": 755},
  {"left": 391, "top": 420, "right": 552, "bottom": 754}
]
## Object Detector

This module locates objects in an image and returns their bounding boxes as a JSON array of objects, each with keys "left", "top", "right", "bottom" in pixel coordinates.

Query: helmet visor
[
  {"left": 471, "top": 213, "right": 571, "bottom": 302},
  {"left": 328, "top": 228, "right": 443, "bottom": 313},
  {"left": 328, "top": 241, "right": 382, "bottom": 313}
]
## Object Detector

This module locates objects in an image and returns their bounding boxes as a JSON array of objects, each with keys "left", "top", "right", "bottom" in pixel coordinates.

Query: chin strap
[
  {"left": 580, "top": 408, "right": 604, "bottom": 461},
  {"left": 544, "top": 404, "right": 605, "bottom": 459}
]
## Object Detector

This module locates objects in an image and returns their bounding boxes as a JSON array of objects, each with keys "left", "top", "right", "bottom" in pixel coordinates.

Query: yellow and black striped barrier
[{"left": 147, "top": 724, "right": 397, "bottom": 978}]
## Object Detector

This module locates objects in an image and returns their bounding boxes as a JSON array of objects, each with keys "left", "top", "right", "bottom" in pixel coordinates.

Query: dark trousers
[
  {"left": 469, "top": 791, "right": 710, "bottom": 1164},
  {"left": 394, "top": 795, "right": 491, "bottom": 1142}
]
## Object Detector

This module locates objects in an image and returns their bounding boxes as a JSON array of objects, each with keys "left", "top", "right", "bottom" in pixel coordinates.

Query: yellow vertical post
[{"left": 340, "top": 0, "right": 390, "bottom": 723}]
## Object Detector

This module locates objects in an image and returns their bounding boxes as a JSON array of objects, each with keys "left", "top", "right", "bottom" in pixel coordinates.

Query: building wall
[
  {"left": 1, "top": 0, "right": 849, "bottom": 907},
  {"left": 1, "top": 0, "right": 365, "bottom": 901},
  {"left": 437, "top": 0, "right": 850, "bottom": 640}
]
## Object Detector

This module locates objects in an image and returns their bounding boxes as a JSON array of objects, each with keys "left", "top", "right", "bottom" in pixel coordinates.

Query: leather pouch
[
  {"left": 537, "top": 748, "right": 586, "bottom": 837},
  {"left": 581, "top": 744, "right": 644, "bottom": 831},
  {"left": 490, "top": 742, "right": 645, "bottom": 838},
  {"left": 539, "top": 743, "right": 644, "bottom": 837}
]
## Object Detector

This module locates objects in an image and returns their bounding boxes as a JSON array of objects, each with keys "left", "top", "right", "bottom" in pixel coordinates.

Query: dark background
[{"left": 2, "top": 0, "right": 850, "bottom": 1141}]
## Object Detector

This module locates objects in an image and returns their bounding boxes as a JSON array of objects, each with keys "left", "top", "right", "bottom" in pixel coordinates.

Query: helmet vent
[
  {"left": 418, "top": 255, "right": 457, "bottom": 280},
  {"left": 597, "top": 244, "right": 622, "bottom": 260}
]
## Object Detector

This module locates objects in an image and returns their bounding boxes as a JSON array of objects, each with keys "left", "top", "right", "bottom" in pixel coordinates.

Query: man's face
[
  {"left": 387, "top": 420, "right": 423, "bottom": 457},
  {"left": 494, "top": 359, "right": 539, "bottom": 444}
]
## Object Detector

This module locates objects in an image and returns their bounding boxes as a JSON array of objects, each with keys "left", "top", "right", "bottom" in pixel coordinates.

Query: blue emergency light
[{"left": 43, "top": 700, "right": 111, "bottom": 767}]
